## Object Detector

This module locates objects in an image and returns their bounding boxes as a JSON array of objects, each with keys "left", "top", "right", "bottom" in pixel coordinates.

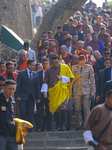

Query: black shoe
[
  {"left": 28, "top": 129, "right": 34, "bottom": 132},
  {"left": 61, "top": 126, "right": 66, "bottom": 131},
  {"left": 76, "top": 127, "right": 81, "bottom": 131},
  {"left": 56, "top": 128, "right": 61, "bottom": 131},
  {"left": 67, "top": 128, "right": 71, "bottom": 131},
  {"left": 36, "top": 128, "right": 41, "bottom": 132}
]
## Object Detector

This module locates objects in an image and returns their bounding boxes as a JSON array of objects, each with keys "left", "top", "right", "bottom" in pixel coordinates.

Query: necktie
[
  {"left": 80, "top": 67, "right": 83, "bottom": 73},
  {"left": 29, "top": 71, "right": 32, "bottom": 82}
]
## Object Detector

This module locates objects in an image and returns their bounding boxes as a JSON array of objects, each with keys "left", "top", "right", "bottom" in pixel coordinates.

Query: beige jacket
[{"left": 72, "top": 64, "right": 96, "bottom": 96}]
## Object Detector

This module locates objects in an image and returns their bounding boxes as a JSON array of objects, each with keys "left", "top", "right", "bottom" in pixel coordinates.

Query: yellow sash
[
  {"left": 48, "top": 64, "right": 74, "bottom": 114},
  {"left": 39, "top": 40, "right": 42, "bottom": 47}
]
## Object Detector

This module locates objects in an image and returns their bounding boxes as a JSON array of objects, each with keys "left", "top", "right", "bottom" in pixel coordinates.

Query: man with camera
[{"left": 83, "top": 89, "right": 112, "bottom": 150}]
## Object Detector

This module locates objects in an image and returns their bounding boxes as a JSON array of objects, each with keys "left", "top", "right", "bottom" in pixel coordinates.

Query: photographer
[{"left": 83, "top": 89, "right": 112, "bottom": 150}]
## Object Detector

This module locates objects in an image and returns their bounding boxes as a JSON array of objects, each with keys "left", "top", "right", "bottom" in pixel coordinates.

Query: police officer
[{"left": 72, "top": 55, "right": 96, "bottom": 130}]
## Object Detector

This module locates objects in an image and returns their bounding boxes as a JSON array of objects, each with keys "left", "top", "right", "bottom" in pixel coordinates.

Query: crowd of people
[
  {"left": 0, "top": 0, "right": 112, "bottom": 150},
  {"left": 31, "top": 0, "right": 57, "bottom": 28}
]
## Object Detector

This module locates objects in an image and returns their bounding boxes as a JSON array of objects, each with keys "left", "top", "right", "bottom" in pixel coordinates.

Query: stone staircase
[{"left": 24, "top": 116, "right": 87, "bottom": 150}]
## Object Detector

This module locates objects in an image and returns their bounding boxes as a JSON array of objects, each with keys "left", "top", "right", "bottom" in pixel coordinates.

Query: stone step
[
  {"left": 24, "top": 138, "right": 85, "bottom": 147},
  {"left": 25, "top": 131, "right": 84, "bottom": 140},
  {"left": 24, "top": 146, "right": 87, "bottom": 150}
]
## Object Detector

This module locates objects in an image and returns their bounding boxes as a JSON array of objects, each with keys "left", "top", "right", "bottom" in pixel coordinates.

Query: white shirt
[
  {"left": 66, "top": 45, "right": 72, "bottom": 53},
  {"left": 35, "top": 6, "right": 43, "bottom": 18},
  {"left": 43, "top": 70, "right": 45, "bottom": 80},
  {"left": 27, "top": 68, "right": 32, "bottom": 80}
]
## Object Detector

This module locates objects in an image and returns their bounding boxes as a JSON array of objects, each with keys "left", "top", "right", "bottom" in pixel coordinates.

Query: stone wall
[
  {"left": 0, "top": 0, "right": 33, "bottom": 40},
  {"left": 0, "top": 42, "right": 17, "bottom": 62}
]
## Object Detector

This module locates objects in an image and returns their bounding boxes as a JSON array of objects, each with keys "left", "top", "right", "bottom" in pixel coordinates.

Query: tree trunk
[{"left": 30, "top": 0, "right": 87, "bottom": 51}]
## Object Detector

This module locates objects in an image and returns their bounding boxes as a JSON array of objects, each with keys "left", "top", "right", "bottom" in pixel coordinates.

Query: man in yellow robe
[{"left": 41, "top": 55, "right": 74, "bottom": 131}]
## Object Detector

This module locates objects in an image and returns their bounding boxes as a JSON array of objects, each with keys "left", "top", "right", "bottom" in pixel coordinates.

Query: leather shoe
[
  {"left": 28, "top": 129, "right": 33, "bottom": 132},
  {"left": 76, "top": 127, "right": 81, "bottom": 131},
  {"left": 36, "top": 128, "right": 41, "bottom": 132},
  {"left": 56, "top": 128, "right": 61, "bottom": 131},
  {"left": 61, "top": 126, "right": 66, "bottom": 131}
]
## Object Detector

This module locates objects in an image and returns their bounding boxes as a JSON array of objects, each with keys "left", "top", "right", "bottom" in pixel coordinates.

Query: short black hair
[
  {"left": 42, "top": 32, "right": 47, "bottom": 35},
  {"left": 106, "top": 89, "right": 112, "bottom": 98},
  {"left": 52, "top": 55, "right": 59, "bottom": 61},
  {"left": 27, "top": 59, "right": 35, "bottom": 66},
  {"left": 36, "top": 63, "right": 42, "bottom": 68},
  {"left": 105, "top": 58, "right": 110, "bottom": 62},
  {"left": 72, "top": 33, "right": 78, "bottom": 36},
  {"left": 5, "top": 79, "right": 16, "bottom": 86},
  {"left": 91, "top": 32, "right": 97, "bottom": 36},
  {"left": 104, "top": 34, "right": 110, "bottom": 38},
  {"left": 6, "top": 61, "right": 14, "bottom": 68},
  {"left": 103, "top": 47, "right": 109, "bottom": 52},
  {"left": 48, "top": 31, "right": 53, "bottom": 34},
  {"left": 84, "top": 32, "right": 91, "bottom": 37},
  {"left": 82, "top": 17, "right": 88, "bottom": 21},
  {"left": 12, "top": 59, "right": 17, "bottom": 63},
  {"left": 57, "top": 26, "right": 62, "bottom": 29},
  {"left": 66, "top": 37, "right": 72, "bottom": 42},
  {"left": 0, "top": 62, "right": 6, "bottom": 65},
  {"left": 108, "top": 18, "right": 112, "bottom": 21},
  {"left": 0, "top": 76, "right": 6, "bottom": 81},
  {"left": 100, "top": 27, "right": 106, "bottom": 30},
  {"left": 43, "top": 58, "right": 49, "bottom": 63}
]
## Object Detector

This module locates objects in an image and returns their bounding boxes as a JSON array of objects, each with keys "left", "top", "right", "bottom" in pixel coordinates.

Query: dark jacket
[
  {"left": 0, "top": 92, "right": 15, "bottom": 137},
  {"left": 97, "top": 69, "right": 105, "bottom": 96},
  {"left": 103, "top": 80, "right": 112, "bottom": 103},
  {"left": 16, "top": 69, "right": 41, "bottom": 101},
  {"left": 96, "top": 57, "right": 105, "bottom": 73},
  {"left": 63, "top": 23, "right": 76, "bottom": 35},
  {"left": 54, "top": 32, "right": 63, "bottom": 47},
  {"left": 37, "top": 70, "right": 43, "bottom": 89},
  {"left": 103, "top": 66, "right": 111, "bottom": 87}
]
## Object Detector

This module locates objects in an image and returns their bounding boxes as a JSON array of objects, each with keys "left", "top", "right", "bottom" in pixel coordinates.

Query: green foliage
[
  {"left": 44, "top": 0, "right": 49, "bottom": 4},
  {"left": 108, "top": 1, "right": 112, "bottom": 10}
]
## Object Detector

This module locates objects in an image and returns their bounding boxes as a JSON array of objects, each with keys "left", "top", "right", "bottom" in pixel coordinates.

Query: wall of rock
[
  {"left": 0, "top": 0, "right": 33, "bottom": 40},
  {"left": 0, "top": 42, "right": 17, "bottom": 62}
]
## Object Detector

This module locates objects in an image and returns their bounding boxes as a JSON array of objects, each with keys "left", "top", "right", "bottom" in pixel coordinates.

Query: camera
[{"left": 89, "top": 140, "right": 98, "bottom": 148}]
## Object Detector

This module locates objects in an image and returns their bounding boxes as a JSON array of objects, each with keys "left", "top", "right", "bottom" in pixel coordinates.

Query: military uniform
[{"left": 72, "top": 64, "right": 96, "bottom": 128}]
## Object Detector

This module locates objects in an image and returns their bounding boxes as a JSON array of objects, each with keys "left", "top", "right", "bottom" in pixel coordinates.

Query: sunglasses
[
  {"left": 14, "top": 64, "right": 17, "bottom": 66},
  {"left": 104, "top": 53, "right": 110, "bottom": 55},
  {"left": 42, "top": 36, "right": 47, "bottom": 37},
  {"left": 0, "top": 84, "right": 5, "bottom": 86}
]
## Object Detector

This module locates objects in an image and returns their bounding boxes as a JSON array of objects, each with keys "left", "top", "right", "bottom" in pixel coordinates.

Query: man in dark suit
[
  {"left": 103, "top": 55, "right": 112, "bottom": 87},
  {"left": 96, "top": 59, "right": 111, "bottom": 104},
  {"left": 66, "top": 37, "right": 77, "bottom": 54},
  {"left": 103, "top": 80, "right": 112, "bottom": 103},
  {"left": 63, "top": 18, "right": 76, "bottom": 36},
  {"left": 54, "top": 26, "right": 63, "bottom": 47},
  {"left": 96, "top": 47, "right": 111, "bottom": 73},
  {"left": 36, "top": 58, "right": 52, "bottom": 132},
  {"left": 16, "top": 59, "right": 41, "bottom": 132}
]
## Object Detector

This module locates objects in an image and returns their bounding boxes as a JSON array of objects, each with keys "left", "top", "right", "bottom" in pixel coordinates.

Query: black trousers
[
  {"left": 0, "top": 136, "right": 18, "bottom": 150},
  {"left": 54, "top": 110, "right": 66, "bottom": 129},
  {"left": 19, "top": 94, "right": 34, "bottom": 126},
  {"left": 36, "top": 96, "right": 52, "bottom": 131}
]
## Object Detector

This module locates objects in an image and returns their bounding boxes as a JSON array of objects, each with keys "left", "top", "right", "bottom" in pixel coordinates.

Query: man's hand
[
  {"left": 96, "top": 95, "right": 101, "bottom": 103},
  {"left": 87, "top": 141, "right": 93, "bottom": 146},
  {"left": 43, "top": 92, "right": 47, "bottom": 98},
  {"left": 22, "top": 124, "right": 28, "bottom": 130},
  {"left": 16, "top": 97, "right": 21, "bottom": 101},
  {"left": 57, "top": 76, "right": 62, "bottom": 80},
  {"left": 91, "top": 93, "right": 95, "bottom": 100},
  {"left": 36, "top": 99, "right": 41, "bottom": 103}
]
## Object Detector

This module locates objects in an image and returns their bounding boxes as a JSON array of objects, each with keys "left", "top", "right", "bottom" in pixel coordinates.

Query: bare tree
[{"left": 30, "top": 0, "right": 87, "bottom": 51}]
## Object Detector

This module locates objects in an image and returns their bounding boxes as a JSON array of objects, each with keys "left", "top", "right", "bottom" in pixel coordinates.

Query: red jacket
[{"left": 0, "top": 71, "right": 18, "bottom": 82}]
